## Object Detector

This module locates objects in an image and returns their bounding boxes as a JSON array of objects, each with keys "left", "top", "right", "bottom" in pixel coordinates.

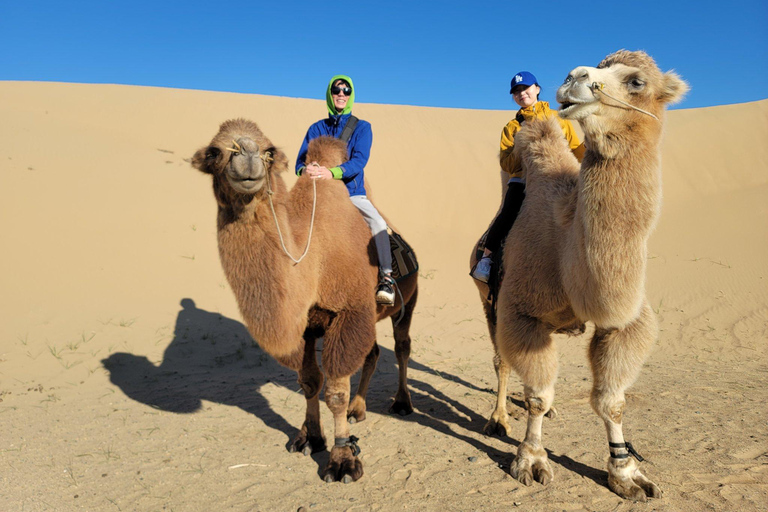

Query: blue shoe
[{"left": 472, "top": 256, "right": 492, "bottom": 283}]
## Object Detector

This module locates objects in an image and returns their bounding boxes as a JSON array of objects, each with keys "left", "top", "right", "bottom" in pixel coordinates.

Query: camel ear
[
  {"left": 658, "top": 71, "right": 689, "bottom": 105},
  {"left": 191, "top": 146, "right": 221, "bottom": 174},
  {"left": 268, "top": 147, "right": 289, "bottom": 174}
]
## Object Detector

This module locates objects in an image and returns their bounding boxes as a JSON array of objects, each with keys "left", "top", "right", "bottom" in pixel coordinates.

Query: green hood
[{"left": 326, "top": 74, "right": 355, "bottom": 115}]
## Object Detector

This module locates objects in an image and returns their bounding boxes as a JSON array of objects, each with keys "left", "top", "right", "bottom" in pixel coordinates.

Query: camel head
[
  {"left": 557, "top": 50, "right": 688, "bottom": 124},
  {"left": 192, "top": 119, "right": 289, "bottom": 202}
]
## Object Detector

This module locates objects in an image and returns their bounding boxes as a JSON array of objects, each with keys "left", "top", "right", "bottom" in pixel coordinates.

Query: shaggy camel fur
[
  {"left": 191, "top": 121, "right": 417, "bottom": 483},
  {"left": 470, "top": 240, "right": 578, "bottom": 438},
  {"left": 491, "top": 51, "right": 688, "bottom": 501}
]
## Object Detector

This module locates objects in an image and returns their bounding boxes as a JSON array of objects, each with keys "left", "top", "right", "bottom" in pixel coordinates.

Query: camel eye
[
  {"left": 628, "top": 77, "right": 645, "bottom": 90},
  {"left": 564, "top": 75, "right": 573, "bottom": 84}
]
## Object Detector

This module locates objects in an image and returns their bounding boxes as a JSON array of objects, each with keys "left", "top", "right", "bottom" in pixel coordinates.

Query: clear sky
[{"left": 1, "top": 0, "right": 766, "bottom": 111}]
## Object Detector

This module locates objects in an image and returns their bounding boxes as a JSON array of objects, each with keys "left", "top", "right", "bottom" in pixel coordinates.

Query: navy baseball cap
[{"left": 510, "top": 71, "right": 538, "bottom": 93}]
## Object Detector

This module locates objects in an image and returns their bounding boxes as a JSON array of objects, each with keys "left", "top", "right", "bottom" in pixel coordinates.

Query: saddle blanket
[{"left": 388, "top": 228, "right": 418, "bottom": 283}]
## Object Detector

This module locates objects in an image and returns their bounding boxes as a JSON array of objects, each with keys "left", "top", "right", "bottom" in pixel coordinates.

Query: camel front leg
[
  {"left": 323, "top": 376, "right": 364, "bottom": 483},
  {"left": 289, "top": 331, "right": 326, "bottom": 455},
  {"left": 589, "top": 301, "right": 661, "bottom": 501},
  {"left": 497, "top": 312, "right": 557, "bottom": 486},
  {"left": 347, "top": 343, "right": 379, "bottom": 423}
]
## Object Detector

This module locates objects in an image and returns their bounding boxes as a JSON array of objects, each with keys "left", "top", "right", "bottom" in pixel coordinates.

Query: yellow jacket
[{"left": 500, "top": 101, "right": 584, "bottom": 179}]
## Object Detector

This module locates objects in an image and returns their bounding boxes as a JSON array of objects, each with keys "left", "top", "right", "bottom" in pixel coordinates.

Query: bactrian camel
[
  {"left": 470, "top": 241, "right": 579, "bottom": 438},
  {"left": 493, "top": 50, "right": 687, "bottom": 500},
  {"left": 191, "top": 121, "right": 417, "bottom": 483}
]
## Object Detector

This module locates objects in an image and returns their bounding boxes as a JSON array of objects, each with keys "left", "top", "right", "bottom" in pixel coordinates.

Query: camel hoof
[
  {"left": 289, "top": 432, "right": 326, "bottom": 455},
  {"left": 389, "top": 400, "right": 413, "bottom": 417},
  {"left": 545, "top": 406, "right": 558, "bottom": 419},
  {"left": 346, "top": 410, "right": 365, "bottom": 423},
  {"left": 510, "top": 442, "right": 552, "bottom": 486},
  {"left": 483, "top": 416, "right": 511, "bottom": 437},
  {"left": 321, "top": 446, "right": 364, "bottom": 484},
  {"left": 347, "top": 396, "right": 367, "bottom": 424},
  {"left": 516, "top": 469, "right": 533, "bottom": 486},
  {"left": 346, "top": 404, "right": 366, "bottom": 424},
  {"left": 607, "top": 456, "right": 661, "bottom": 501},
  {"left": 533, "top": 461, "right": 554, "bottom": 485},
  {"left": 641, "top": 480, "right": 662, "bottom": 499},
  {"left": 511, "top": 459, "right": 553, "bottom": 486}
]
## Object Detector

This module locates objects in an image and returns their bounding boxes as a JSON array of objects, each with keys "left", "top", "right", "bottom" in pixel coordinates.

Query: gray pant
[{"left": 350, "top": 195, "right": 392, "bottom": 275}]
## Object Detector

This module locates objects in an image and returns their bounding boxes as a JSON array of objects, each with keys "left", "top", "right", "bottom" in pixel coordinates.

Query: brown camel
[
  {"left": 191, "top": 120, "right": 417, "bottom": 483},
  {"left": 490, "top": 51, "right": 688, "bottom": 500}
]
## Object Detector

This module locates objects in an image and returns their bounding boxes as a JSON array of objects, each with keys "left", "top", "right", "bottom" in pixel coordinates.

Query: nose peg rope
[
  {"left": 225, "top": 139, "right": 242, "bottom": 153},
  {"left": 263, "top": 152, "right": 317, "bottom": 265},
  {"left": 590, "top": 82, "right": 660, "bottom": 121}
]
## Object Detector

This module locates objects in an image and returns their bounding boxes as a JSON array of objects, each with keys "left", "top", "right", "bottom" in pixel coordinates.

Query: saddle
[
  {"left": 388, "top": 228, "right": 419, "bottom": 283},
  {"left": 472, "top": 230, "right": 505, "bottom": 324}
]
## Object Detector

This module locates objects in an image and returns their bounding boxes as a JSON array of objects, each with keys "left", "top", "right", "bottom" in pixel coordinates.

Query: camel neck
[
  {"left": 574, "top": 121, "right": 663, "bottom": 303},
  {"left": 579, "top": 132, "right": 662, "bottom": 236}
]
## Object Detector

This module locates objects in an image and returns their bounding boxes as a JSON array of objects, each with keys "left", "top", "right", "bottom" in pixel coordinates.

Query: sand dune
[{"left": 1, "top": 81, "right": 766, "bottom": 511}]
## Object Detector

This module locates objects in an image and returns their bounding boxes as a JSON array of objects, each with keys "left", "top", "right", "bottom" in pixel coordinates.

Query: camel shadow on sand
[{"left": 102, "top": 298, "right": 605, "bottom": 485}]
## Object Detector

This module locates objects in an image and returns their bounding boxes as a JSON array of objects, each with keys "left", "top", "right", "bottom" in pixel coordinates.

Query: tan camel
[
  {"left": 492, "top": 51, "right": 688, "bottom": 501},
  {"left": 191, "top": 120, "right": 417, "bottom": 483},
  {"left": 470, "top": 241, "right": 576, "bottom": 438}
]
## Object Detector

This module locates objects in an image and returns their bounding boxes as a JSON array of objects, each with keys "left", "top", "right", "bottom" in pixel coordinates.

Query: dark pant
[{"left": 484, "top": 181, "right": 526, "bottom": 254}]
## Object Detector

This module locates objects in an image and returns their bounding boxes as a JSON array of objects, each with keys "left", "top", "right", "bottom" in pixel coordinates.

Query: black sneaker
[{"left": 376, "top": 275, "right": 396, "bottom": 306}]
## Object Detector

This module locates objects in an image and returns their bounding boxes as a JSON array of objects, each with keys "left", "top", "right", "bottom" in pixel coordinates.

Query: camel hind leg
[
  {"left": 497, "top": 311, "right": 558, "bottom": 486},
  {"left": 347, "top": 343, "right": 380, "bottom": 424},
  {"left": 482, "top": 300, "right": 514, "bottom": 437},
  {"left": 347, "top": 286, "right": 418, "bottom": 421},
  {"left": 389, "top": 286, "right": 417, "bottom": 416},
  {"left": 589, "top": 300, "right": 661, "bottom": 501}
]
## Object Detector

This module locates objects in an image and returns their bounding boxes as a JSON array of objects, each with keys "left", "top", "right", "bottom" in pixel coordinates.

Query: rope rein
[
  {"left": 590, "top": 82, "right": 660, "bottom": 121},
  {"left": 227, "top": 141, "right": 409, "bottom": 314},
  {"left": 264, "top": 152, "right": 317, "bottom": 265},
  {"left": 227, "top": 140, "right": 317, "bottom": 265}
]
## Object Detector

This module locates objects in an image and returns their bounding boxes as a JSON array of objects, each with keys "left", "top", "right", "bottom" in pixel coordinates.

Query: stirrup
[{"left": 376, "top": 274, "right": 395, "bottom": 305}]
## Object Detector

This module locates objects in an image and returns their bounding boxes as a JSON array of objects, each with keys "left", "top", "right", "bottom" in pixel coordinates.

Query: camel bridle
[
  {"left": 589, "top": 82, "right": 660, "bottom": 121},
  {"left": 226, "top": 139, "right": 317, "bottom": 265}
]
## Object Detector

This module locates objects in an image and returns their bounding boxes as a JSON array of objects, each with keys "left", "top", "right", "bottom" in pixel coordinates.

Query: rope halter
[
  {"left": 225, "top": 139, "right": 317, "bottom": 265},
  {"left": 590, "top": 82, "right": 660, "bottom": 121}
]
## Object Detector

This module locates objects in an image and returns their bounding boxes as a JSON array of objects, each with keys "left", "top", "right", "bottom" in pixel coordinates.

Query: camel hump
[
  {"left": 306, "top": 136, "right": 349, "bottom": 168},
  {"left": 513, "top": 117, "right": 563, "bottom": 156},
  {"left": 512, "top": 117, "right": 575, "bottom": 180}
]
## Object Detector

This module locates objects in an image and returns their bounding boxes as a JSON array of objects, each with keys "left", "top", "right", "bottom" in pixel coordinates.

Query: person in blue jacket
[{"left": 296, "top": 75, "right": 395, "bottom": 306}]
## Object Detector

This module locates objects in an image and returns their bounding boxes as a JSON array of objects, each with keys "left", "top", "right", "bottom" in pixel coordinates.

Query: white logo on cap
[{"left": 514, "top": 74, "right": 523, "bottom": 83}]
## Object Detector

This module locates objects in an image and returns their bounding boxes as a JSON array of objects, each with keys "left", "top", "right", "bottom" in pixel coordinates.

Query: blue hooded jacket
[{"left": 295, "top": 75, "right": 372, "bottom": 197}]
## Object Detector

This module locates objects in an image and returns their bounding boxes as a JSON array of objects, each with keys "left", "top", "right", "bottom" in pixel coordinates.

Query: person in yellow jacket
[{"left": 472, "top": 71, "right": 584, "bottom": 283}]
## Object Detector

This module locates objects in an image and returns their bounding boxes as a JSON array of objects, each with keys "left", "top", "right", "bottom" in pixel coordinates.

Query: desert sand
[{"left": 1, "top": 81, "right": 766, "bottom": 512}]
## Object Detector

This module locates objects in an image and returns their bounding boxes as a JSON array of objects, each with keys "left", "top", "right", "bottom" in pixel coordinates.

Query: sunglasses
[{"left": 331, "top": 85, "right": 352, "bottom": 96}]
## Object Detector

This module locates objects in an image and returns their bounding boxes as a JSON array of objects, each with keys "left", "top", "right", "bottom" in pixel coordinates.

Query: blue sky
[{"left": 1, "top": 1, "right": 766, "bottom": 111}]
